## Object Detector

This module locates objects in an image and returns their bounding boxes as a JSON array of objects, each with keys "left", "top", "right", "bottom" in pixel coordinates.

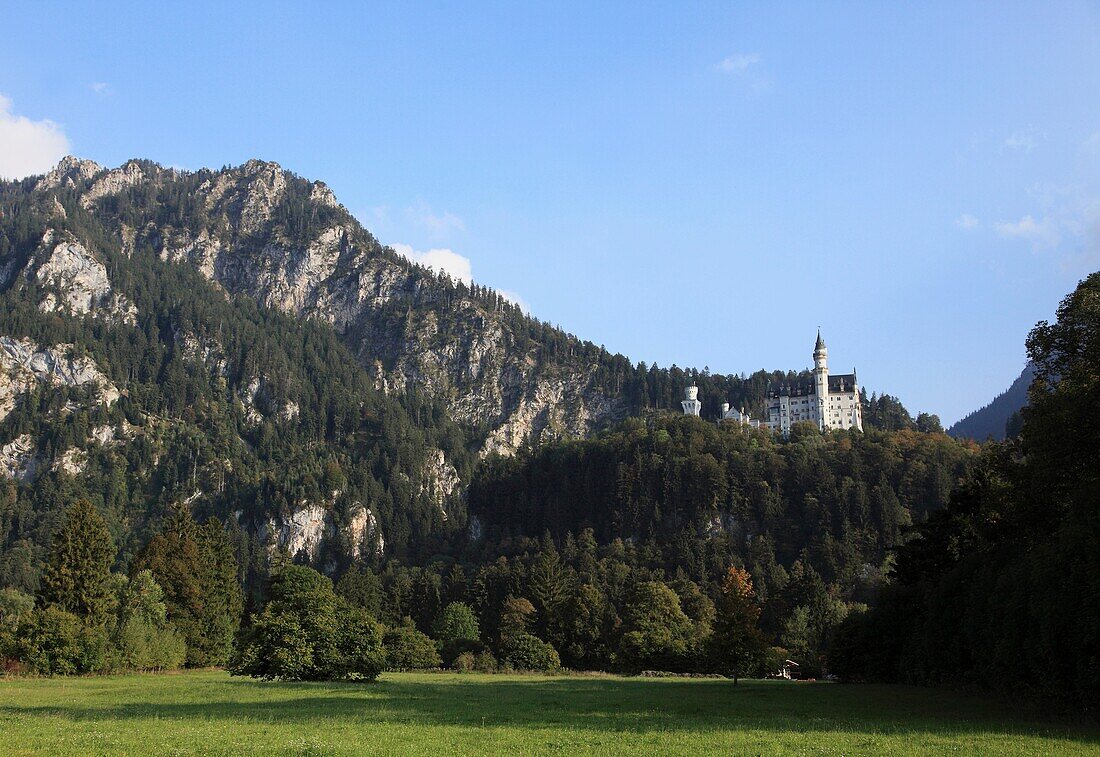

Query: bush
[
  {"left": 474, "top": 650, "right": 498, "bottom": 673},
  {"left": 384, "top": 622, "right": 442, "bottom": 670},
  {"left": 110, "top": 570, "right": 186, "bottom": 672},
  {"left": 501, "top": 633, "right": 560, "bottom": 672},
  {"left": 17, "top": 607, "right": 107, "bottom": 675},
  {"left": 113, "top": 616, "right": 187, "bottom": 672},
  {"left": 230, "top": 565, "right": 384, "bottom": 681},
  {"left": 452, "top": 651, "right": 476, "bottom": 672}
]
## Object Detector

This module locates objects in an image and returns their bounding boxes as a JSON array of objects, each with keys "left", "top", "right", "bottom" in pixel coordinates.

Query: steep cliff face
[{"left": 41, "top": 157, "right": 627, "bottom": 456}]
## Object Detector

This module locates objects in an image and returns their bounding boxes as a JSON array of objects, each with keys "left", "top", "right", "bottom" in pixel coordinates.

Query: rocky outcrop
[
  {"left": 346, "top": 503, "right": 385, "bottom": 559},
  {"left": 33, "top": 156, "right": 103, "bottom": 192},
  {"left": 24, "top": 231, "right": 136, "bottom": 323},
  {"left": 263, "top": 503, "right": 328, "bottom": 560},
  {"left": 0, "top": 336, "right": 119, "bottom": 421},
  {"left": 0, "top": 435, "right": 39, "bottom": 481},
  {"left": 260, "top": 500, "right": 385, "bottom": 562},
  {"left": 420, "top": 449, "right": 461, "bottom": 520},
  {"left": 81, "top": 160, "right": 151, "bottom": 209}
]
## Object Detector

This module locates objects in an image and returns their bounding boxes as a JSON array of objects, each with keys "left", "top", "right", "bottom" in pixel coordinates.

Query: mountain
[
  {"left": 947, "top": 364, "right": 1034, "bottom": 441},
  {"left": 0, "top": 156, "right": 927, "bottom": 593}
]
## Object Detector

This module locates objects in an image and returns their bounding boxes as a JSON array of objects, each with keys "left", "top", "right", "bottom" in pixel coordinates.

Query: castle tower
[
  {"left": 682, "top": 383, "right": 701, "bottom": 417},
  {"left": 813, "top": 330, "right": 829, "bottom": 430}
]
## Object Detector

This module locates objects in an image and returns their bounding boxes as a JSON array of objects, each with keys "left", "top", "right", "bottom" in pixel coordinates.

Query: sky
[{"left": 2, "top": 2, "right": 1099, "bottom": 425}]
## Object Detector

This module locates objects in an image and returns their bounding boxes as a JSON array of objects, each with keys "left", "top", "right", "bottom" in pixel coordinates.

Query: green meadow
[{"left": 0, "top": 671, "right": 1095, "bottom": 755}]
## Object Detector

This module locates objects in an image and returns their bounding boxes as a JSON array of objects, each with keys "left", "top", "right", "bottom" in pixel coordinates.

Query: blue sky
[{"left": 2, "top": 2, "right": 1099, "bottom": 424}]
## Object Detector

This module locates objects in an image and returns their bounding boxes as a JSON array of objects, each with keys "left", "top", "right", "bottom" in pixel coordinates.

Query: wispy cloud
[
  {"left": 1084, "top": 130, "right": 1100, "bottom": 153},
  {"left": 994, "top": 214, "right": 1060, "bottom": 248},
  {"left": 1002, "top": 126, "right": 1039, "bottom": 152},
  {"left": 716, "top": 53, "right": 761, "bottom": 74},
  {"left": 0, "top": 94, "right": 70, "bottom": 180},
  {"left": 955, "top": 213, "right": 980, "bottom": 230},
  {"left": 90, "top": 82, "right": 111, "bottom": 96},
  {"left": 715, "top": 52, "right": 770, "bottom": 91},
  {"left": 405, "top": 200, "right": 465, "bottom": 237}
]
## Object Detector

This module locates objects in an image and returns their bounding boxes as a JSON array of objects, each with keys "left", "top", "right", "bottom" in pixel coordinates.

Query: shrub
[
  {"left": 17, "top": 607, "right": 107, "bottom": 675},
  {"left": 230, "top": 565, "right": 384, "bottom": 681},
  {"left": 474, "top": 650, "right": 498, "bottom": 673},
  {"left": 110, "top": 570, "right": 186, "bottom": 672},
  {"left": 501, "top": 633, "right": 560, "bottom": 672},
  {"left": 452, "top": 651, "right": 476, "bottom": 672},
  {"left": 384, "top": 622, "right": 442, "bottom": 670}
]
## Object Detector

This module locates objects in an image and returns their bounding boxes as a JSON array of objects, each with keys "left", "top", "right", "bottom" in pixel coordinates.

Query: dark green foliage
[
  {"left": 336, "top": 566, "right": 383, "bottom": 617},
  {"left": 500, "top": 632, "right": 560, "bottom": 671},
  {"left": 383, "top": 619, "right": 443, "bottom": 670},
  {"left": 230, "top": 565, "right": 384, "bottom": 681},
  {"left": 831, "top": 273, "right": 1100, "bottom": 711},
  {"left": 39, "top": 499, "right": 115, "bottom": 621},
  {"left": 15, "top": 606, "right": 108, "bottom": 675},
  {"left": 133, "top": 505, "right": 242, "bottom": 666},
  {"left": 617, "top": 581, "right": 696, "bottom": 672},
  {"left": 469, "top": 415, "right": 976, "bottom": 582},
  {"left": 109, "top": 570, "right": 186, "bottom": 671}
]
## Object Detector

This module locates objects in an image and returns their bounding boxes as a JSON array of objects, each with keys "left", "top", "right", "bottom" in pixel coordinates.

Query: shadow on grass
[{"left": 1, "top": 676, "right": 1096, "bottom": 745}]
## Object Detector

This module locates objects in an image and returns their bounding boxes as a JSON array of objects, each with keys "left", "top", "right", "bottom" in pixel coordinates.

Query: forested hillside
[{"left": 947, "top": 363, "right": 1033, "bottom": 441}]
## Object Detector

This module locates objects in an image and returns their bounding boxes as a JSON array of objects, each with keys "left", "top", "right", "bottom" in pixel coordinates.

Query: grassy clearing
[{"left": 0, "top": 670, "right": 1095, "bottom": 755}]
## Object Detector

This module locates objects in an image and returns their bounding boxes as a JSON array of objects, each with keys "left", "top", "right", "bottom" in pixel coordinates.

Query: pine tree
[{"left": 39, "top": 499, "right": 116, "bottom": 622}]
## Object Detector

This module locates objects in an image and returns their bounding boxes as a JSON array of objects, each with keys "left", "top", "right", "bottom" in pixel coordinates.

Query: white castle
[{"left": 685, "top": 331, "right": 864, "bottom": 435}]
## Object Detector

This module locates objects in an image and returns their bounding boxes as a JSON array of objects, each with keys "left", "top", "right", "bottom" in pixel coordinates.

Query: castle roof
[
  {"left": 814, "top": 330, "right": 826, "bottom": 352},
  {"left": 767, "top": 373, "right": 858, "bottom": 398}
]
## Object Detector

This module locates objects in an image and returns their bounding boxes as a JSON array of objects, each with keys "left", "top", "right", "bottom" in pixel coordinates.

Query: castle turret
[
  {"left": 682, "top": 383, "right": 701, "bottom": 417},
  {"left": 813, "top": 329, "right": 829, "bottom": 430}
]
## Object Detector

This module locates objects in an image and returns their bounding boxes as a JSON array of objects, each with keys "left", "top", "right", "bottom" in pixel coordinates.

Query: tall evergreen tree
[{"left": 39, "top": 500, "right": 115, "bottom": 622}]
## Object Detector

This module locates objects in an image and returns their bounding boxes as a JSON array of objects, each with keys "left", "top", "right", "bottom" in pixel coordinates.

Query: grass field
[{"left": 0, "top": 670, "right": 1096, "bottom": 755}]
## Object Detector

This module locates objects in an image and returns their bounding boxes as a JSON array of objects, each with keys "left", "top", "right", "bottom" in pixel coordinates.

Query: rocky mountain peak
[{"left": 34, "top": 155, "right": 104, "bottom": 192}]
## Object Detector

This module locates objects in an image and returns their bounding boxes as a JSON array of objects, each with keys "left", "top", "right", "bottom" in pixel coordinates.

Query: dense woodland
[{"left": 830, "top": 273, "right": 1100, "bottom": 710}]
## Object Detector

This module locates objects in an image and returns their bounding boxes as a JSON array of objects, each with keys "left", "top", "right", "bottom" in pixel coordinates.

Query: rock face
[
  {"left": 52, "top": 156, "right": 628, "bottom": 456},
  {"left": 421, "top": 449, "right": 461, "bottom": 520},
  {"left": 0, "top": 336, "right": 119, "bottom": 422},
  {"left": 0, "top": 435, "right": 39, "bottom": 482},
  {"left": 261, "top": 500, "right": 385, "bottom": 562},
  {"left": 22, "top": 230, "right": 136, "bottom": 323}
]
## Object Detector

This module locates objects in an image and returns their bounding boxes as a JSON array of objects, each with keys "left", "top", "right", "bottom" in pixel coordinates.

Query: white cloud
[
  {"left": 955, "top": 213, "right": 980, "bottom": 230},
  {"left": 498, "top": 289, "right": 530, "bottom": 313},
  {"left": 1002, "top": 127, "right": 1038, "bottom": 152},
  {"left": 405, "top": 200, "right": 465, "bottom": 236},
  {"left": 90, "top": 82, "right": 111, "bottom": 95},
  {"left": 393, "top": 243, "right": 473, "bottom": 284},
  {"left": 716, "top": 53, "right": 761, "bottom": 74},
  {"left": 994, "top": 214, "right": 1061, "bottom": 249},
  {"left": 392, "top": 242, "right": 529, "bottom": 310},
  {"left": 0, "top": 94, "right": 70, "bottom": 180}
]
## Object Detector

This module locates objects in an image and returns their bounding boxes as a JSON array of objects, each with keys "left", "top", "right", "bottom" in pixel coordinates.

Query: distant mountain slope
[{"left": 948, "top": 364, "right": 1034, "bottom": 441}]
